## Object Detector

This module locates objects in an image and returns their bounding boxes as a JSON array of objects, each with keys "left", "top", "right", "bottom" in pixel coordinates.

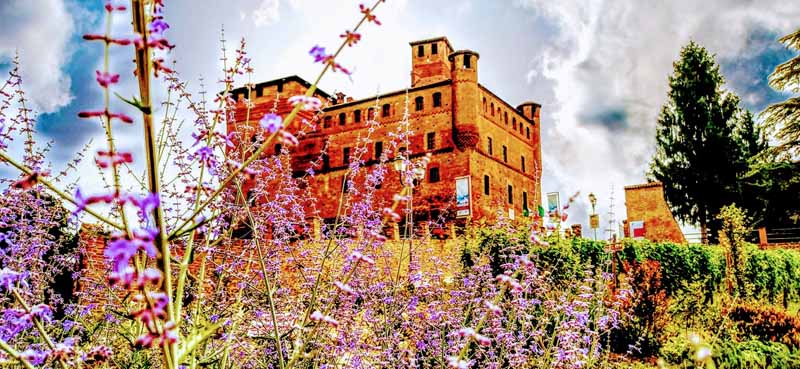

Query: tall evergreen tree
[
  {"left": 762, "top": 28, "right": 800, "bottom": 160},
  {"left": 649, "top": 42, "right": 756, "bottom": 243}
]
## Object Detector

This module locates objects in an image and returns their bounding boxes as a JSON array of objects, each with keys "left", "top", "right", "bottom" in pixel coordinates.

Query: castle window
[
  {"left": 503, "top": 146, "right": 508, "bottom": 163},
  {"left": 523, "top": 191, "right": 529, "bottom": 211},
  {"left": 504, "top": 112, "right": 508, "bottom": 125},
  {"left": 508, "top": 185, "right": 513, "bottom": 205},
  {"left": 483, "top": 97, "right": 487, "bottom": 112},
  {"left": 463, "top": 55, "right": 471, "bottom": 68},
  {"left": 277, "top": 82, "right": 283, "bottom": 93},
  {"left": 339, "top": 112, "right": 346, "bottom": 126},
  {"left": 433, "top": 92, "right": 442, "bottom": 107},
  {"left": 368, "top": 107, "right": 375, "bottom": 120},
  {"left": 275, "top": 143, "right": 282, "bottom": 156},
  {"left": 415, "top": 96, "right": 424, "bottom": 111},
  {"left": 490, "top": 103, "right": 495, "bottom": 116},
  {"left": 417, "top": 45, "right": 425, "bottom": 57},
  {"left": 526, "top": 126, "right": 530, "bottom": 139},
  {"left": 427, "top": 132, "right": 436, "bottom": 150},
  {"left": 354, "top": 110, "right": 361, "bottom": 123},
  {"left": 487, "top": 137, "right": 493, "bottom": 155},
  {"left": 521, "top": 156, "right": 526, "bottom": 173},
  {"left": 428, "top": 167, "right": 440, "bottom": 183},
  {"left": 520, "top": 124, "right": 524, "bottom": 134},
  {"left": 374, "top": 141, "right": 383, "bottom": 160},
  {"left": 512, "top": 119, "right": 517, "bottom": 130},
  {"left": 343, "top": 147, "right": 351, "bottom": 166},
  {"left": 431, "top": 43, "right": 438, "bottom": 55},
  {"left": 255, "top": 86, "right": 263, "bottom": 98},
  {"left": 382, "top": 104, "right": 390, "bottom": 118},
  {"left": 484, "top": 175, "right": 490, "bottom": 195},
  {"left": 322, "top": 152, "right": 330, "bottom": 170},
  {"left": 323, "top": 116, "right": 332, "bottom": 128}
]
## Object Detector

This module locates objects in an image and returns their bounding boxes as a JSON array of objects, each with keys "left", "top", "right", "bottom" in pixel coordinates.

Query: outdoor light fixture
[{"left": 589, "top": 192, "right": 599, "bottom": 240}]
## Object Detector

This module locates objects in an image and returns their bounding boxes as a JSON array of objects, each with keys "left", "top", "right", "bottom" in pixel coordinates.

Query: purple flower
[
  {"left": 105, "top": 228, "right": 158, "bottom": 280},
  {"left": 259, "top": 113, "right": 283, "bottom": 134},
  {"left": 95, "top": 71, "right": 120, "bottom": 88},
  {"left": 309, "top": 45, "right": 327, "bottom": 63},
  {"left": 0, "top": 268, "right": 25, "bottom": 291},
  {"left": 150, "top": 18, "right": 170, "bottom": 35}
]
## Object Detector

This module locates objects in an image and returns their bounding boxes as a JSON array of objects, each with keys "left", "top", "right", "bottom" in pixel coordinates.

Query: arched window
[
  {"left": 382, "top": 104, "right": 390, "bottom": 118},
  {"left": 504, "top": 112, "right": 508, "bottom": 125},
  {"left": 368, "top": 107, "right": 375, "bottom": 120},
  {"left": 354, "top": 110, "right": 361, "bottom": 123},
  {"left": 432, "top": 92, "right": 442, "bottom": 107},
  {"left": 415, "top": 96, "right": 424, "bottom": 111},
  {"left": 483, "top": 175, "right": 490, "bottom": 195},
  {"left": 512, "top": 118, "right": 517, "bottom": 130},
  {"left": 483, "top": 97, "right": 487, "bottom": 112},
  {"left": 490, "top": 103, "right": 495, "bottom": 116},
  {"left": 323, "top": 116, "right": 332, "bottom": 128},
  {"left": 526, "top": 126, "right": 530, "bottom": 139},
  {"left": 339, "top": 112, "right": 346, "bottom": 126}
]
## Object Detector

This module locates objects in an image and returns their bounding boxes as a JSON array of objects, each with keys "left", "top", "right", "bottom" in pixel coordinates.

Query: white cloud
[
  {"left": 0, "top": 0, "right": 74, "bottom": 114},
  {"left": 516, "top": 0, "right": 799, "bottom": 234},
  {"left": 252, "top": 0, "right": 281, "bottom": 27}
]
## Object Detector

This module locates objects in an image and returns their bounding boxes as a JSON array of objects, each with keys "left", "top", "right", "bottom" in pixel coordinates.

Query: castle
[{"left": 228, "top": 36, "right": 542, "bottom": 235}]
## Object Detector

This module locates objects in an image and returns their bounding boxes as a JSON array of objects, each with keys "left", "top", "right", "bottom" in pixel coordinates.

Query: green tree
[
  {"left": 762, "top": 28, "right": 800, "bottom": 160},
  {"left": 649, "top": 41, "right": 760, "bottom": 243}
]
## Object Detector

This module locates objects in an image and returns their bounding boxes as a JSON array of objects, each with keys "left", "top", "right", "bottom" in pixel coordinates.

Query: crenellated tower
[
  {"left": 449, "top": 49, "right": 480, "bottom": 150},
  {"left": 409, "top": 37, "right": 453, "bottom": 87}
]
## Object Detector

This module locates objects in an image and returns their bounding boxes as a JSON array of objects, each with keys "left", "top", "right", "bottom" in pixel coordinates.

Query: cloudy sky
[{"left": 0, "top": 0, "right": 797, "bottom": 235}]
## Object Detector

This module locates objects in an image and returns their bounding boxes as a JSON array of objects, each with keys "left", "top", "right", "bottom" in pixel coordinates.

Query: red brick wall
[{"left": 624, "top": 182, "right": 686, "bottom": 243}]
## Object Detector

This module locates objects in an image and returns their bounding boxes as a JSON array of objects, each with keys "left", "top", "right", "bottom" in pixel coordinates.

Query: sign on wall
[
  {"left": 546, "top": 192, "right": 560, "bottom": 217},
  {"left": 630, "top": 220, "right": 645, "bottom": 239},
  {"left": 455, "top": 176, "right": 472, "bottom": 217}
]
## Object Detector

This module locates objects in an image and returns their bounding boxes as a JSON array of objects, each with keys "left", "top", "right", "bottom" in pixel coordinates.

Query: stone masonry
[{"left": 228, "top": 36, "right": 543, "bottom": 228}]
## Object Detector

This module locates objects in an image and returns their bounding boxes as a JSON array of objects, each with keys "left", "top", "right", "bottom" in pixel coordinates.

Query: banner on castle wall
[
  {"left": 546, "top": 192, "right": 560, "bottom": 217},
  {"left": 630, "top": 220, "right": 646, "bottom": 239},
  {"left": 455, "top": 176, "right": 471, "bottom": 218}
]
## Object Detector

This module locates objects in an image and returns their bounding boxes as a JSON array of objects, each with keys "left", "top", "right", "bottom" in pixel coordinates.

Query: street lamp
[
  {"left": 588, "top": 192, "right": 598, "bottom": 241},
  {"left": 392, "top": 153, "right": 429, "bottom": 276}
]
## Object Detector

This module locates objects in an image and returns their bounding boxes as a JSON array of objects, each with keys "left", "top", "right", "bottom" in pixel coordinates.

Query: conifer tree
[
  {"left": 649, "top": 42, "right": 756, "bottom": 243},
  {"left": 762, "top": 28, "right": 800, "bottom": 159}
]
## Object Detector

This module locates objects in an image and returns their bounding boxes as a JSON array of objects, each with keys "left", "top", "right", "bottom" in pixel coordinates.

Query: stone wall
[{"left": 624, "top": 182, "right": 686, "bottom": 243}]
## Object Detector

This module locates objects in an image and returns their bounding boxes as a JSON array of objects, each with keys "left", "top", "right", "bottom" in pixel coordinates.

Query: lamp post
[
  {"left": 589, "top": 192, "right": 598, "bottom": 241},
  {"left": 392, "top": 153, "right": 428, "bottom": 277}
]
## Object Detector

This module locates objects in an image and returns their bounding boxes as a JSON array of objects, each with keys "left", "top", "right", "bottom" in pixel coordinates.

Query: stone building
[
  {"left": 228, "top": 36, "right": 543, "bottom": 230},
  {"left": 623, "top": 182, "right": 686, "bottom": 243}
]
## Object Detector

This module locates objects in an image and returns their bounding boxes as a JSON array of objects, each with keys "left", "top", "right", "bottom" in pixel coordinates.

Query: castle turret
[
  {"left": 517, "top": 101, "right": 542, "bottom": 177},
  {"left": 450, "top": 50, "right": 480, "bottom": 150},
  {"left": 410, "top": 37, "right": 453, "bottom": 87}
]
